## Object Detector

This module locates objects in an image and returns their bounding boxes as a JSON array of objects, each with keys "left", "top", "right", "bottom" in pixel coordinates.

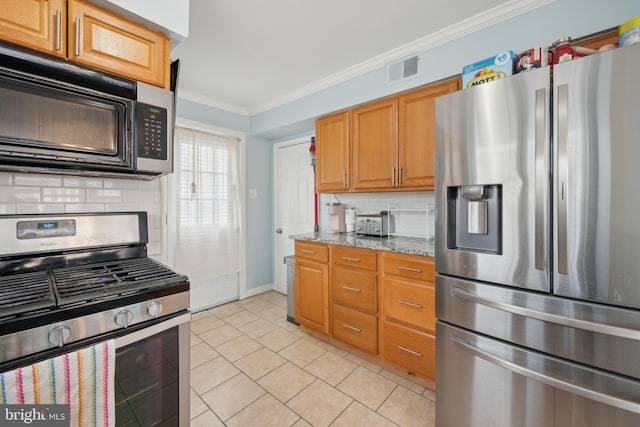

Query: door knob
[{"left": 276, "top": 228, "right": 283, "bottom": 234}]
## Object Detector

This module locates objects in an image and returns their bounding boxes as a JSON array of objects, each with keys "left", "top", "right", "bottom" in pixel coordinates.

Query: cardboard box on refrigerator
[{"left": 462, "top": 50, "right": 515, "bottom": 89}]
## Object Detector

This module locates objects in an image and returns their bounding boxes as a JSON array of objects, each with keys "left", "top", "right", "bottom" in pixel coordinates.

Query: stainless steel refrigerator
[{"left": 435, "top": 43, "right": 640, "bottom": 426}]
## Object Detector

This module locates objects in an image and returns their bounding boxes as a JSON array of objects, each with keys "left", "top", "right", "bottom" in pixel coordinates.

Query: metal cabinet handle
[
  {"left": 74, "top": 16, "right": 80, "bottom": 56},
  {"left": 399, "top": 167, "right": 403, "bottom": 187},
  {"left": 343, "top": 171, "right": 347, "bottom": 188},
  {"left": 55, "top": 10, "right": 62, "bottom": 51},
  {"left": 397, "top": 299, "right": 422, "bottom": 309},
  {"left": 450, "top": 286, "right": 640, "bottom": 340},
  {"left": 342, "top": 323, "right": 361, "bottom": 333},
  {"left": 301, "top": 249, "right": 316, "bottom": 254},
  {"left": 451, "top": 335, "right": 640, "bottom": 414},
  {"left": 391, "top": 166, "right": 395, "bottom": 186},
  {"left": 397, "top": 345, "right": 422, "bottom": 357},
  {"left": 557, "top": 84, "right": 569, "bottom": 275},
  {"left": 341, "top": 256, "right": 360, "bottom": 262},
  {"left": 534, "top": 87, "right": 547, "bottom": 271},
  {"left": 397, "top": 266, "right": 422, "bottom": 273},
  {"left": 342, "top": 286, "right": 361, "bottom": 293}
]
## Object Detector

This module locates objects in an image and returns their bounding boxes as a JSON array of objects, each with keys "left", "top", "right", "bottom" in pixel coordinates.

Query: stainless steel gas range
[{"left": 0, "top": 212, "right": 190, "bottom": 426}]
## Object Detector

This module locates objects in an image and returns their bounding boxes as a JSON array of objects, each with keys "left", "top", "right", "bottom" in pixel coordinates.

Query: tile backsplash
[
  {"left": 319, "top": 191, "right": 435, "bottom": 238},
  {"left": 0, "top": 172, "right": 163, "bottom": 256}
]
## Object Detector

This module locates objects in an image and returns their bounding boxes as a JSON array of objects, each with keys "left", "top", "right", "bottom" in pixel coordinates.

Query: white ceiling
[{"left": 171, "top": 0, "right": 535, "bottom": 116}]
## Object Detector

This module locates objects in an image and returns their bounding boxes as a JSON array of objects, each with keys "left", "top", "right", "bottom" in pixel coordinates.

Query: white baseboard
[{"left": 241, "top": 283, "right": 275, "bottom": 299}]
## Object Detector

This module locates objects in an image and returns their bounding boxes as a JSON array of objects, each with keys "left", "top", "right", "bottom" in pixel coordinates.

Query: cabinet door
[
  {"left": 351, "top": 98, "right": 398, "bottom": 190},
  {"left": 295, "top": 259, "right": 329, "bottom": 335},
  {"left": 315, "top": 111, "right": 350, "bottom": 192},
  {"left": 0, "top": 0, "right": 66, "bottom": 58},
  {"left": 68, "top": 0, "right": 170, "bottom": 88},
  {"left": 398, "top": 78, "right": 459, "bottom": 189}
]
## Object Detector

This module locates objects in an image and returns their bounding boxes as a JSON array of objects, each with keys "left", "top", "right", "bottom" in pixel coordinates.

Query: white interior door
[{"left": 274, "top": 138, "right": 315, "bottom": 294}]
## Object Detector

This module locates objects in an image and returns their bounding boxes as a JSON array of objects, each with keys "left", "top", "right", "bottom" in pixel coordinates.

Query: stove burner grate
[
  {"left": 0, "top": 270, "right": 56, "bottom": 318},
  {"left": 52, "top": 257, "right": 185, "bottom": 305}
]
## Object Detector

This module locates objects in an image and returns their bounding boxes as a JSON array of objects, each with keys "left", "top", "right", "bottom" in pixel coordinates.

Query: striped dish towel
[{"left": 0, "top": 340, "right": 115, "bottom": 427}]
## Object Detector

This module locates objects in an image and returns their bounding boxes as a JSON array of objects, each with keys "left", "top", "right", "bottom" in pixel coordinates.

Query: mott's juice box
[
  {"left": 462, "top": 50, "right": 515, "bottom": 89},
  {"left": 619, "top": 16, "right": 640, "bottom": 46}
]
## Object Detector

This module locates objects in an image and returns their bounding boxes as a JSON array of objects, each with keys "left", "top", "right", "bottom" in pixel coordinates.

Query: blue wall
[
  {"left": 251, "top": 0, "right": 638, "bottom": 139},
  {"left": 176, "top": 0, "right": 638, "bottom": 291}
]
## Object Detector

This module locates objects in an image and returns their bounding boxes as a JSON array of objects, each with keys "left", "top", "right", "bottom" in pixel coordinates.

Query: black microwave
[{"left": 0, "top": 41, "right": 174, "bottom": 178}]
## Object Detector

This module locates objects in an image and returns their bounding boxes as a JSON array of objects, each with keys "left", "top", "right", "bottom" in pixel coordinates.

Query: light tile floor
[{"left": 190, "top": 291, "right": 436, "bottom": 427}]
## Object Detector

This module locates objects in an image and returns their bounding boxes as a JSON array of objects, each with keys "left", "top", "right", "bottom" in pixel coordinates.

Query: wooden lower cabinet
[
  {"left": 295, "top": 239, "right": 436, "bottom": 383},
  {"left": 381, "top": 251, "right": 436, "bottom": 382},
  {"left": 331, "top": 266, "right": 377, "bottom": 314},
  {"left": 332, "top": 304, "right": 377, "bottom": 354},
  {"left": 295, "top": 241, "right": 330, "bottom": 335},
  {"left": 382, "top": 320, "right": 435, "bottom": 380}
]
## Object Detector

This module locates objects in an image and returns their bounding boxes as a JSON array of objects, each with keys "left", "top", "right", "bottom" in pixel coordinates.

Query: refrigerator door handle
[
  {"left": 535, "top": 88, "right": 546, "bottom": 271},
  {"left": 450, "top": 334, "right": 640, "bottom": 414},
  {"left": 557, "top": 84, "right": 569, "bottom": 274},
  {"left": 450, "top": 286, "right": 640, "bottom": 340}
]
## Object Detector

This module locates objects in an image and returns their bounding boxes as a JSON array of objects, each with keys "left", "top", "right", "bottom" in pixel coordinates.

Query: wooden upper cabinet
[
  {"left": 0, "top": 0, "right": 67, "bottom": 58},
  {"left": 68, "top": 0, "right": 170, "bottom": 88},
  {"left": 315, "top": 76, "right": 460, "bottom": 193},
  {"left": 316, "top": 111, "right": 350, "bottom": 192},
  {"left": 0, "top": 1, "right": 169, "bottom": 89},
  {"left": 398, "top": 77, "right": 460, "bottom": 189},
  {"left": 351, "top": 97, "right": 398, "bottom": 190}
]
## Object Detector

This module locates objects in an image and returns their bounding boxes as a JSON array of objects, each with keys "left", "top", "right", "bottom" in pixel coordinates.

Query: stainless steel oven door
[{"left": 114, "top": 312, "right": 190, "bottom": 427}]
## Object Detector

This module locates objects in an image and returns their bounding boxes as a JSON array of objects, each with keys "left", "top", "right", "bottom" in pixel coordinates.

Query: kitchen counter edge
[{"left": 292, "top": 233, "right": 434, "bottom": 258}]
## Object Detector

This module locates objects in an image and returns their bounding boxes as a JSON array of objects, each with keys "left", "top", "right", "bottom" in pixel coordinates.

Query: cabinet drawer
[
  {"left": 295, "top": 241, "right": 329, "bottom": 263},
  {"left": 383, "top": 277, "right": 435, "bottom": 332},
  {"left": 331, "top": 245, "right": 377, "bottom": 271},
  {"left": 382, "top": 320, "right": 435, "bottom": 381},
  {"left": 332, "top": 304, "right": 377, "bottom": 354},
  {"left": 332, "top": 266, "right": 377, "bottom": 313},
  {"left": 382, "top": 252, "right": 434, "bottom": 281}
]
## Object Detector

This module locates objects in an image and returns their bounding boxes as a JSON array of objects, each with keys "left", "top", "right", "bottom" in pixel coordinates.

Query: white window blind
[{"left": 174, "top": 126, "right": 241, "bottom": 309}]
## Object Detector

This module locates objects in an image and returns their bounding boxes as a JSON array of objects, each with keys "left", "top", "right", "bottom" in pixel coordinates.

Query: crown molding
[
  {"left": 248, "top": 0, "right": 555, "bottom": 115},
  {"left": 177, "top": 89, "right": 250, "bottom": 117}
]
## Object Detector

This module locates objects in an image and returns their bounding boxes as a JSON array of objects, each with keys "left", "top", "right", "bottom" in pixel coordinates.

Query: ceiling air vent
[{"left": 385, "top": 54, "right": 421, "bottom": 86}]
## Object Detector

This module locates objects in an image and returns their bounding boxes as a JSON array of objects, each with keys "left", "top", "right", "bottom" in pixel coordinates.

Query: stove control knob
[
  {"left": 48, "top": 325, "right": 71, "bottom": 348},
  {"left": 147, "top": 301, "right": 163, "bottom": 318},
  {"left": 114, "top": 309, "right": 134, "bottom": 328}
]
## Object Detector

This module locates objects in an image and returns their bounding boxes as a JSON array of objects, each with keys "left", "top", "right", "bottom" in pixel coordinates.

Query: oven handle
[{"left": 114, "top": 312, "right": 191, "bottom": 348}]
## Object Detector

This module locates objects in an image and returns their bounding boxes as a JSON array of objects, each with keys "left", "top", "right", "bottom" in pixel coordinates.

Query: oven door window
[
  {"left": 0, "top": 76, "right": 131, "bottom": 167},
  {"left": 115, "top": 326, "right": 180, "bottom": 426}
]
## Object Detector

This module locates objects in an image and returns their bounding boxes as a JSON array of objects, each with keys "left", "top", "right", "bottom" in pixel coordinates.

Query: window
[{"left": 178, "top": 138, "right": 234, "bottom": 226}]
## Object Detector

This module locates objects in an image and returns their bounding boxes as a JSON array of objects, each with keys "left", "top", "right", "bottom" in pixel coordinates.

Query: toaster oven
[{"left": 355, "top": 212, "right": 395, "bottom": 237}]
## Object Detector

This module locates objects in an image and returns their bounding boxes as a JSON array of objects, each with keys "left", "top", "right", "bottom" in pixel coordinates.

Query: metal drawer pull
[
  {"left": 342, "top": 323, "right": 361, "bottom": 333},
  {"left": 398, "top": 299, "right": 422, "bottom": 309},
  {"left": 74, "top": 17, "right": 80, "bottom": 56},
  {"left": 342, "top": 256, "right": 360, "bottom": 262},
  {"left": 397, "top": 266, "right": 422, "bottom": 273},
  {"left": 301, "top": 249, "right": 316, "bottom": 254},
  {"left": 397, "top": 345, "right": 422, "bottom": 357},
  {"left": 342, "top": 286, "right": 361, "bottom": 293},
  {"left": 55, "top": 10, "right": 62, "bottom": 51}
]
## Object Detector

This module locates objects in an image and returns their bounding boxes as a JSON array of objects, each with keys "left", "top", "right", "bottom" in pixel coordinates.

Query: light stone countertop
[{"left": 292, "top": 232, "right": 434, "bottom": 257}]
